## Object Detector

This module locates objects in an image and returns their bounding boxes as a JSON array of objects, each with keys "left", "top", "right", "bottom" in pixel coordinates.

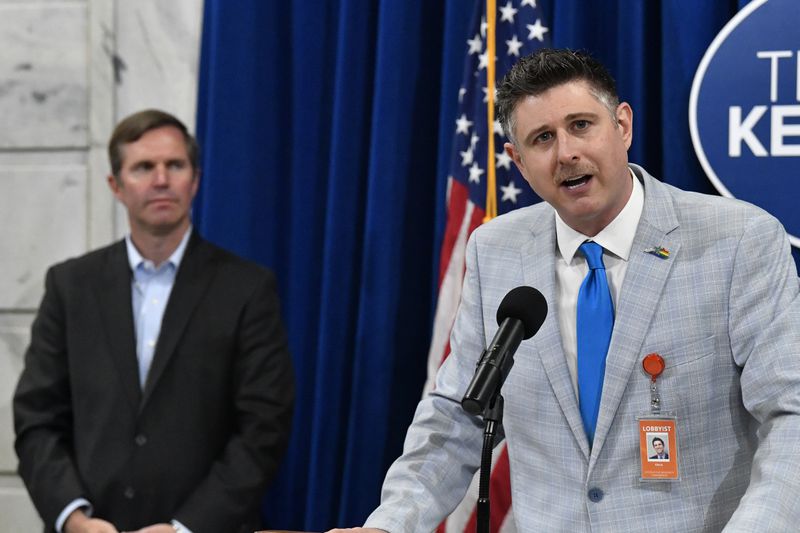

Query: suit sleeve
[
  {"left": 723, "top": 213, "right": 800, "bottom": 531},
  {"left": 172, "top": 270, "right": 295, "bottom": 532},
  {"left": 13, "top": 266, "right": 88, "bottom": 528},
  {"left": 364, "top": 232, "right": 492, "bottom": 532}
]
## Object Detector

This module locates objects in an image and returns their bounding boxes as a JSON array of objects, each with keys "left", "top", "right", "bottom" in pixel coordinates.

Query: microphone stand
[
  {"left": 476, "top": 391, "right": 504, "bottom": 533},
  {"left": 463, "top": 320, "right": 522, "bottom": 533},
  {"left": 465, "top": 286, "right": 547, "bottom": 531}
]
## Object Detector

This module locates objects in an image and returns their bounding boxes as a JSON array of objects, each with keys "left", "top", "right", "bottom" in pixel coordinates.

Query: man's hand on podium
[
  {"left": 127, "top": 525, "right": 175, "bottom": 533},
  {"left": 327, "top": 527, "right": 389, "bottom": 533}
]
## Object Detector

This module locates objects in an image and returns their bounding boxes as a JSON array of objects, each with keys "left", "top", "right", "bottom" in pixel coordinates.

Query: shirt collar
[
  {"left": 555, "top": 168, "right": 644, "bottom": 264},
  {"left": 126, "top": 226, "right": 192, "bottom": 272}
]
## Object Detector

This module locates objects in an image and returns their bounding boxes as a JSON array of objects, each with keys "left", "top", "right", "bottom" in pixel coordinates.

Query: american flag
[{"left": 425, "top": 1, "right": 550, "bottom": 531}]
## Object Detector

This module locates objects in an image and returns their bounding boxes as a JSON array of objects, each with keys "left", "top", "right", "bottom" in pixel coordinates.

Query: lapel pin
[{"left": 644, "top": 246, "right": 670, "bottom": 259}]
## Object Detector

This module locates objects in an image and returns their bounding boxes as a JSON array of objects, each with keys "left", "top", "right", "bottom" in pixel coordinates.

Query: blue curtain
[{"left": 195, "top": 0, "right": 796, "bottom": 529}]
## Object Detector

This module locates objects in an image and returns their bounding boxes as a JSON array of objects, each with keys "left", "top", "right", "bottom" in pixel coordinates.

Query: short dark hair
[
  {"left": 496, "top": 48, "right": 620, "bottom": 144},
  {"left": 652, "top": 437, "right": 665, "bottom": 447},
  {"left": 108, "top": 109, "right": 200, "bottom": 179}
]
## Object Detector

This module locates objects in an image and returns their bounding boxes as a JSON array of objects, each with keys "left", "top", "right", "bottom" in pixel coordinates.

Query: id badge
[{"left": 637, "top": 353, "right": 680, "bottom": 482}]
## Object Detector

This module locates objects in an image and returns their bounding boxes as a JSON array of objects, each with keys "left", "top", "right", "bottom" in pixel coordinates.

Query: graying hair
[{"left": 497, "top": 48, "right": 620, "bottom": 145}]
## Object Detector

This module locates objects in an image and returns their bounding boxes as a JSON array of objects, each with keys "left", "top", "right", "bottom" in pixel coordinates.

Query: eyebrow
[
  {"left": 129, "top": 156, "right": 188, "bottom": 167},
  {"left": 521, "top": 111, "right": 602, "bottom": 145},
  {"left": 564, "top": 111, "right": 600, "bottom": 122}
]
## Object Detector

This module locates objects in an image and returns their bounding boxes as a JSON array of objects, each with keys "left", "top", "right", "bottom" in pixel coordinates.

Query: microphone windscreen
[{"left": 496, "top": 286, "right": 548, "bottom": 340}]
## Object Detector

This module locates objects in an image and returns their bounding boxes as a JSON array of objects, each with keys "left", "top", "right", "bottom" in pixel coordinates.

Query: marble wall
[{"left": 0, "top": 0, "right": 203, "bottom": 528}]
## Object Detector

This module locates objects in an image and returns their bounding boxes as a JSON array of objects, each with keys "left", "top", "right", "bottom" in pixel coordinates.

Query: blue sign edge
[{"left": 688, "top": 0, "right": 799, "bottom": 248}]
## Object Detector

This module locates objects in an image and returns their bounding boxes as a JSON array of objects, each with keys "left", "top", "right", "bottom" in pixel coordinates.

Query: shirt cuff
[
  {"left": 56, "top": 498, "right": 92, "bottom": 533},
  {"left": 171, "top": 519, "right": 193, "bottom": 533}
]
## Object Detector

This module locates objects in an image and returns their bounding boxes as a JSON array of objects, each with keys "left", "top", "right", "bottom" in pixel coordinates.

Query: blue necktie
[{"left": 577, "top": 241, "right": 614, "bottom": 443}]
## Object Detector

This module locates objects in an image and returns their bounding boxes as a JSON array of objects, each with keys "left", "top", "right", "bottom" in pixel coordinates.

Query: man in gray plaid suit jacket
[{"left": 329, "top": 49, "right": 800, "bottom": 532}]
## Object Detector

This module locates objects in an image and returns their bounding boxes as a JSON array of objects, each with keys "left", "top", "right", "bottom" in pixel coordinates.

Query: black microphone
[{"left": 461, "top": 286, "right": 548, "bottom": 416}]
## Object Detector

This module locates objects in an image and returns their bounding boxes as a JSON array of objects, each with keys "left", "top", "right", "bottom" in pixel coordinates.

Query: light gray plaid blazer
[{"left": 366, "top": 165, "right": 800, "bottom": 532}]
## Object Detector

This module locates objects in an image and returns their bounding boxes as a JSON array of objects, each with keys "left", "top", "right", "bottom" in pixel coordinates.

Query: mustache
[{"left": 554, "top": 165, "right": 596, "bottom": 184}]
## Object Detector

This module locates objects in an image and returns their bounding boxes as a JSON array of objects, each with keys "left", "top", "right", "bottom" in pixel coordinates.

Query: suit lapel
[
  {"left": 95, "top": 241, "right": 141, "bottom": 410},
  {"left": 521, "top": 211, "right": 591, "bottom": 459},
  {"left": 590, "top": 169, "right": 681, "bottom": 464},
  {"left": 140, "top": 233, "right": 216, "bottom": 409}
]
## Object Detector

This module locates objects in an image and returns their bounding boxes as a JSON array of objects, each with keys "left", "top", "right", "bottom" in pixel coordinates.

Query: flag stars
[
  {"left": 499, "top": 1, "right": 518, "bottom": 23},
  {"left": 450, "top": 0, "right": 546, "bottom": 207},
  {"left": 501, "top": 181, "right": 524, "bottom": 203},
  {"left": 527, "top": 19, "right": 549, "bottom": 41},
  {"left": 496, "top": 150, "right": 513, "bottom": 170},
  {"left": 467, "top": 34, "right": 483, "bottom": 55},
  {"left": 468, "top": 162, "right": 485, "bottom": 183},
  {"left": 506, "top": 35, "right": 523, "bottom": 56},
  {"left": 494, "top": 119, "right": 503, "bottom": 136},
  {"left": 478, "top": 51, "right": 489, "bottom": 70},
  {"left": 460, "top": 147, "right": 474, "bottom": 166},
  {"left": 455, "top": 114, "right": 473, "bottom": 135}
]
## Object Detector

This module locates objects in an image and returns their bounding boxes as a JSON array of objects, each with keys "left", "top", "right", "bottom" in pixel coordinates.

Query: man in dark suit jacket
[
  {"left": 13, "top": 109, "right": 294, "bottom": 533},
  {"left": 649, "top": 437, "right": 669, "bottom": 460}
]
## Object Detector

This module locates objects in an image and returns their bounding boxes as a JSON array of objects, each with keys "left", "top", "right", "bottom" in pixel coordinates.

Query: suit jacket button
[
  {"left": 587, "top": 487, "right": 604, "bottom": 502},
  {"left": 135, "top": 434, "right": 147, "bottom": 446},
  {"left": 124, "top": 486, "right": 135, "bottom": 499}
]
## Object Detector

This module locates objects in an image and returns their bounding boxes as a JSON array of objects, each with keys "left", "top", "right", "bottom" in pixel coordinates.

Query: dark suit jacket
[
  {"left": 649, "top": 453, "right": 669, "bottom": 460},
  {"left": 13, "top": 232, "right": 294, "bottom": 533}
]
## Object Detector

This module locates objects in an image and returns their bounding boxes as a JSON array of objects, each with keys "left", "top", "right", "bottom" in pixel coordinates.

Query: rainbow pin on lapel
[{"left": 644, "top": 246, "right": 670, "bottom": 259}]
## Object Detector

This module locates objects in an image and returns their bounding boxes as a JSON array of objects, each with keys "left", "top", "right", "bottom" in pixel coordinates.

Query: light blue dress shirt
[{"left": 126, "top": 229, "right": 191, "bottom": 387}]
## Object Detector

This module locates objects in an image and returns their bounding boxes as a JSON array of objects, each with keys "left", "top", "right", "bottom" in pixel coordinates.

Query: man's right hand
[
  {"left": 325, "top": 529, "right": 387, "bottom": 533},
  {"left": 64, "top": 508, "right": 119, "bottom": 533}
]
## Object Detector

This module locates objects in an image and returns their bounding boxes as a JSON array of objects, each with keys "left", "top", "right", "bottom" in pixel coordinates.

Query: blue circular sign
[{"left": 690, "top": 0, "right": 800, "bottom": 247}]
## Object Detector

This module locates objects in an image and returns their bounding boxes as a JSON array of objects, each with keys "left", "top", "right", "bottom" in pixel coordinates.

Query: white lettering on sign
[
  {"left": 772, "top": 105, "right": 800, "bottom": 156},
  {"left": 756, "top": 50, "right": 792, "bottom": 102},
  {"left": 729, "top": 106, "right": 768, "bottom": 156},
  {"left": 729, "top": 51, "right": 800, "bottom": 157},
  {"left": 729, "top": 104, "right": 800, "bottom": 157}
]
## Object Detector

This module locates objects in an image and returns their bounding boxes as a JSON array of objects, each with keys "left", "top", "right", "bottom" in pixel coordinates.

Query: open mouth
[{"left": 561, "top": 175, "right": 591, "bottom": 189}]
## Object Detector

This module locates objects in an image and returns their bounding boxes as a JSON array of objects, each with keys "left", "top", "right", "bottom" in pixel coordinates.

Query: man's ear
[
  {"left": 505, "top": 142, "right": 525, "bottom": 173},
  {"left": 190, "top": 170, "right": 200, "bottom": 198},
  {"left": 616, "top": 102, "right": 633, "bottom": 150},
  {"left": 107, "top": 174, "right": 122, "bottom": 199}
]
